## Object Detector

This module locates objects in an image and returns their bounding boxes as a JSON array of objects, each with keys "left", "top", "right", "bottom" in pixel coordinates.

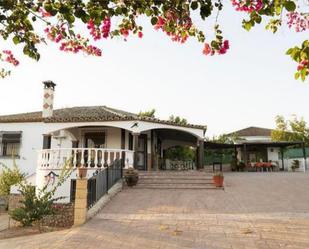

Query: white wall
[
  {"left": 267, "top": 147, "right": 280, "bottom": 162},
  {"left": 106, "top": 128, "right": 121, "bottom": 149},
  {"left": 238, "top": 136, "right": 271, "bottom": 142},
  {"left": 0, "top": 122, "right": 45, "bottom": 175}
]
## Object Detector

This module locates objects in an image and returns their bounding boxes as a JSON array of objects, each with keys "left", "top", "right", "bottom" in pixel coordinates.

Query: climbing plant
[{"left": 0, "top": 1, "right": 308, "bottom": 80}]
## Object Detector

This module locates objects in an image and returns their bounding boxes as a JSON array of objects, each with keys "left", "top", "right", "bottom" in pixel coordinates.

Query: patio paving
[{"left": 0, "top": 172, "right": 309, "bottom": 249}]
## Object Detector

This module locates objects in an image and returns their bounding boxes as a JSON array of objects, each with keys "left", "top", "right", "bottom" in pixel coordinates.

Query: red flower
[{"left": 202, "top": 43, "right": 211, "bottom": 56}]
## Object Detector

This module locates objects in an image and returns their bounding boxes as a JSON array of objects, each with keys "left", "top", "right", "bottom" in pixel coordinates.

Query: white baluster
[
  {"left": 73, "top": 149, "right": 77, "bottom": 168},
  {"left": 94, "top": 149, "right": 98, "bottom": 167},
  {"left": 80, "top": 148, "right": 85, "bottom": 167},
  {"left": 107, "top": 150, "right": 111, "bottom": 167}
]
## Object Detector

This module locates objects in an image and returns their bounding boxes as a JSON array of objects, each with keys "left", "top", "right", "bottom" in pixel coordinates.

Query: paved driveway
[{"left": 1, "top": 173, "right": 309, "bottom": 249}]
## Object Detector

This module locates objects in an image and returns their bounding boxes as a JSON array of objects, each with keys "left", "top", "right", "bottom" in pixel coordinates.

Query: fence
[{"left": 70, "top": 158, "right": 123, "bottom": 208}]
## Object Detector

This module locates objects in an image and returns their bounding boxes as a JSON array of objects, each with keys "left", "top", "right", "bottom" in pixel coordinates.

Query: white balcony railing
[{"left": 37, "top": 148, "right": 134, "bottom": 170}]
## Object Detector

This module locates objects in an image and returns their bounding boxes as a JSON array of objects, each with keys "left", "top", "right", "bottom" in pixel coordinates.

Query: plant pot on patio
[
  {"left": 78, "top": 167, "right": 88, "bottom": 179},
  {"left": 124, "top": 168, "right": 139, "bottom": 187},
  {"left": 213, "top": 172, "right": 224, "bottom": 187}
]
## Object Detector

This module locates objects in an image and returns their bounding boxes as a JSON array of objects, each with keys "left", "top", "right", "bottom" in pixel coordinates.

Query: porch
[
  {"left": 35, "top": 123, "right": 205, "bottom": 202},
  {"left": 37, "top": 124, "right": 205, "bottom": 172}
]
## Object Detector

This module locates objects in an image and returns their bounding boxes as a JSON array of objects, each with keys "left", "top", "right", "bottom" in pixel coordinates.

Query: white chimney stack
[{"left": 42, "top": 81, "right": 56, "bottom": 118}]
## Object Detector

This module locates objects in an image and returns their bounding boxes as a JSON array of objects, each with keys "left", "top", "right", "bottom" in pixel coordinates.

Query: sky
[{"left": 0, "top": 4, "right": 308, "bottom": 137}]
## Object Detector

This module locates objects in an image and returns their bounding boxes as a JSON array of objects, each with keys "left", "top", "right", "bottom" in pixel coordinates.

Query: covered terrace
[{"left": 204, "top": 141, "right": 308, "bottom": 172}]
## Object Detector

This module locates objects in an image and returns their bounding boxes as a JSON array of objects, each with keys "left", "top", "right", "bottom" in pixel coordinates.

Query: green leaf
[
  {"left": 255, "top": 15, "right": 262, "bottom": 24},
  {"left": 145, "top": 9, "right": 152, "bottom": 17},
  {"left": 294, "top": 71, "right": 300, "bottom": 80},
  {"left": 151, "top": 16, "right": 158, "bottom": 25},
  {"left": 65, "top": 14, "right": 75, "bottom": 24},
  {"left": 13, "top": 36, "right": 20, "bottom": 45},
  {"left": 243, "top": 21, "right": 252, "bottom": 31},
  {"left": 284, "top": 1, "right": 296, "bottom": 12},
  {"left": 191, "top": 1, "right": 198, "bottom": 10},
  {"left": 300, "top": 69, "right": 307, "bottom": 81}
]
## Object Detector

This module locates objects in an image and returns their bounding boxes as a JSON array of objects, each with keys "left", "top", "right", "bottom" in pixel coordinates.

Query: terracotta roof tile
[
  {"left": 229, "top": 126, "right": 272, "bottom": 137},
  {"left": 0, "top": 106, "right": 206, "bottom": 130}
]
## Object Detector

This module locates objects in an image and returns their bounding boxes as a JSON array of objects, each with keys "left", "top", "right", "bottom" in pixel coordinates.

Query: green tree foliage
[
  {"left": 138, "top": 109, "right": 156, "bottom": 118},
  {"left": 271, "top": 115, "right": 309, "bottom": 145},
  {"left": 165, "top": 145, "right": 195, "bottom": 161},
  {"left": 9, "top": 162, "right": 73, "bottom": 227},
  {"left": 0, "top": 1, "right": 307, "bottom": 80},
  {"left": 209, "top": 133, "right": 240, "bottom": 144},
  {"left": 0, "top": 162, "right": 25, "bottom": 197},
  {"left": 169, "top": 115, "right": 188, "bottom": 125}
]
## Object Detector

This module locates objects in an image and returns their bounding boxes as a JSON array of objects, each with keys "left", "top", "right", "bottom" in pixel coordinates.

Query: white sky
[{"left": 0, "top": 4, "right": 308, "bottom": 137}]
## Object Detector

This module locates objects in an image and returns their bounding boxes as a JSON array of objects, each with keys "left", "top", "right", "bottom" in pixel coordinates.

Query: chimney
[{"left": 42, "top": 81, "right": 56, "bottom": 118}]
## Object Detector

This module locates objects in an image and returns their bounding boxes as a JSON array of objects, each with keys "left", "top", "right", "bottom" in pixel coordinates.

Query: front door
[{"left": 137, "top": 135, "right": 147, "bottom": 170}]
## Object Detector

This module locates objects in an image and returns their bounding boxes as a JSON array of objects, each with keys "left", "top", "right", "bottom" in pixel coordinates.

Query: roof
[
  {"left": 228, "top": 126, "right": 273, "bottom": 137},
  {"left": 0, "top": 106, "right": 206, "bottom": 130},
  {"left": 204, "top": 141, "right": 304, "bottom": 149}
]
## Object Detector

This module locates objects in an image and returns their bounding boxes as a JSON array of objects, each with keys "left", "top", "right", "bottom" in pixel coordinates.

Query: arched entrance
[{"left": 138, "top": 128, "right": 204, "bottom": 171}]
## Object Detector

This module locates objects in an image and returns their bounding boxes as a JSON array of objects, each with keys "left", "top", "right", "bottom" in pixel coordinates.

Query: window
[
  {"left": 0, "top": 132, "right": 22, "bottom": 157},
  {"left": 43, "top": 135, "right": 51, "bottom": 149}
]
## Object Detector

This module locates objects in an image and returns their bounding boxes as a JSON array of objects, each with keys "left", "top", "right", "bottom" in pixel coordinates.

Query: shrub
[
  {"left": 9, "top": 162, "right": 73, "bottom": 227},
  {"left": 0, "top": 162, "right": 25, "bottom": 197}
]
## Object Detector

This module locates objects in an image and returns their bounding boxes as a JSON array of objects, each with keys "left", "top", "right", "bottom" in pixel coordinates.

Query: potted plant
[
  {"left": 291, "top": 159, "right": 300, "bottom": 172},
  {"left": 124, "top": 168, "right": 139, "bottom": 186},
  {"left": 213, "top": 172, "right": 224, "bottom": 187},
  {"left": 238, "top": 161, "right": 246, "bottom": 172},
  {"left": 78, "top": 166, "right": 87, "bottom": 179}
]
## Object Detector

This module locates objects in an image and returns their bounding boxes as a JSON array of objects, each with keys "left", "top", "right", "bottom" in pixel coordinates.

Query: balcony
[{"left": 37, "top": 148, "right": 134, "bottom": 170}]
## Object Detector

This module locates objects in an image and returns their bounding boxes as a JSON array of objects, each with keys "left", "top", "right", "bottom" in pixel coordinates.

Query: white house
[{"left": 0, "top": 81, "right": 207, "bottom": 202}]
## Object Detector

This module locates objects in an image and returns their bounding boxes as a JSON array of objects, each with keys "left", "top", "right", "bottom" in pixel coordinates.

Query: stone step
[
  {"left": 134, "top": 184, "right": 222, "bottom": 190},
  {"left": 139, "top": 176, "right": 213, "bottom": 180},
  {"left": 138, "top": 179, "right": 213, "bottom": 184},
  {"left": 135, "top": 171, "right": 221, "bottom": 190}
]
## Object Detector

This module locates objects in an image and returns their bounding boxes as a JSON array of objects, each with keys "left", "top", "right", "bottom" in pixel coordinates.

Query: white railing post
[{"left": 37, "top": 148, "right": 134, "bottom": 170}]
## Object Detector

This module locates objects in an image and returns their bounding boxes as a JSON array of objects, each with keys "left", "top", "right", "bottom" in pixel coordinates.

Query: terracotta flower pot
[
  {"left": 213, "top": 175, "right": 224, "bottom": 187},
  {"left": 78, "top": 167, "right": 88, "bottom": 179}
]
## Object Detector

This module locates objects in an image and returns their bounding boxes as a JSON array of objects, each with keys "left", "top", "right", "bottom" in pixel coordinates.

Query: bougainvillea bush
[{"left": 0, "top": 0, "right": 308, "bottom": 81}]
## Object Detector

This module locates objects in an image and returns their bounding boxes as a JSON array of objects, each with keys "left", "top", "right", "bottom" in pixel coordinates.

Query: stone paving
[
  {"left": 1, "top": 172, "right": 309, "bottom": 249},
  {"left": 0, "top": 213, "right": 9, "bottom": 232}
]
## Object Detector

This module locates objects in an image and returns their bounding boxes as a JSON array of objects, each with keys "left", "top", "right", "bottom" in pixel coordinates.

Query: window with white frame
[{"left": 0, "top": 132, "right": 22, "bottom": 157}]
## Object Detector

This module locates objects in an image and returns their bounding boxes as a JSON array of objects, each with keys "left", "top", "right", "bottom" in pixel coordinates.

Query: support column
[
  {"left": 197, "top": 139, "right": 204, "bottom": 170},
  {"left": 281, "top": 148, "right": 285, "bottom": 171},
  {"left": 133, "top": 133, "right": 139, "bottom": 169},
  {"left": 243, "top": 144, "right": 247, "bottom": 164},
  {"left": 302, "top": 142, "right": 307, "bottom": 171},
  {"left": 73, "top": 178, "right": 88, "bottom": 226}
]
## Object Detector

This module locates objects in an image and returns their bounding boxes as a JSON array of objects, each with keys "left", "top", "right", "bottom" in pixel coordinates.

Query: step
[
  {"left": 138, "top": 179, "right": 213, "bottom": 184},
  {"left": 134, "top": 171, "right": 221, "bottom": 190},
  {"left": 133, "top": 184, "right": 222, "bottom": 190},
  {"left": 139, "top": 176, "right": 213, "bottom": 180}
]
